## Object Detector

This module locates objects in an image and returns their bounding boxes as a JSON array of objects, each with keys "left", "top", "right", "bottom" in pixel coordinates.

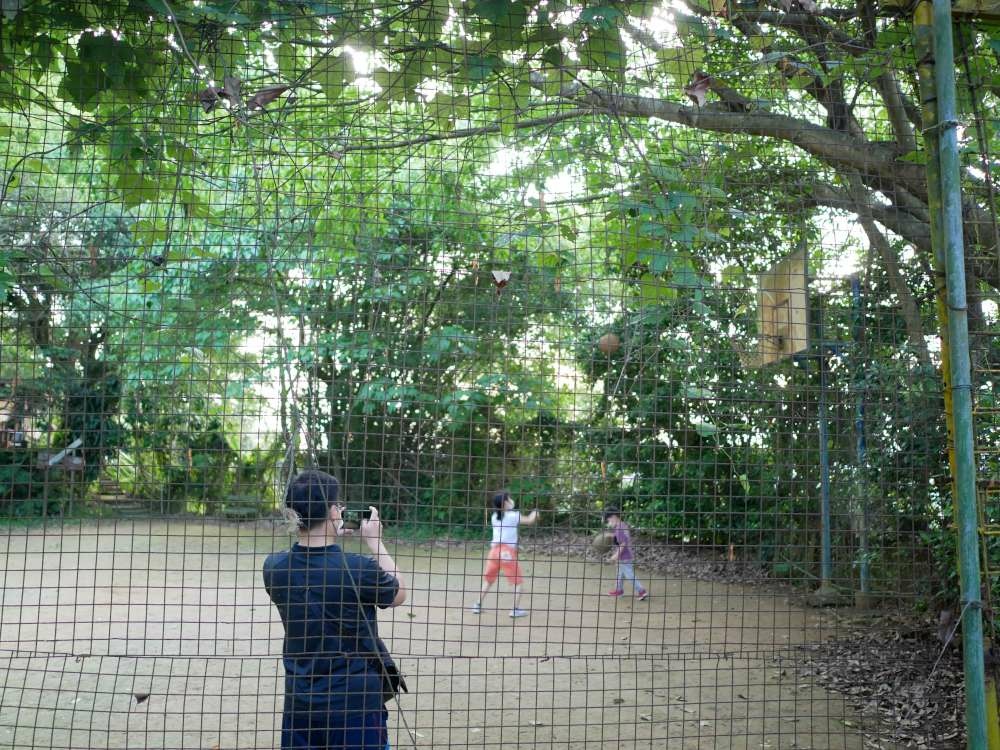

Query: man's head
[
  {"left": 285, "top": 470, "right": 342, "bottom": 531},
  {"left": 602, "top": 507, "right": 621, "bottom": 527}
]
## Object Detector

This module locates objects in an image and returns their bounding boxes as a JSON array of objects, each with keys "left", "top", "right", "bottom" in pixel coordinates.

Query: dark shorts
[{"left": 282, "top": 707, "right": 389, "bottom": 750}]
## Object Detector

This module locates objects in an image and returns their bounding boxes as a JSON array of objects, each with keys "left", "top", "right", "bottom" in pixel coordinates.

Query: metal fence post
[{"left": 932, "top": 0, "right": 989, "bottom": 746}]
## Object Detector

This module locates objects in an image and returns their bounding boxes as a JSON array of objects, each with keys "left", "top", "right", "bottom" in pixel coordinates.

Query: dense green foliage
[{"left": 0, "top": 0, "right": 997, "bottom": 604}]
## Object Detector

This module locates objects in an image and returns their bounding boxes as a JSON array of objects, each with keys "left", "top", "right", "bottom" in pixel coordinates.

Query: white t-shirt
[{"left": 491, "top": 510, "right": 521, "bottom": 546}]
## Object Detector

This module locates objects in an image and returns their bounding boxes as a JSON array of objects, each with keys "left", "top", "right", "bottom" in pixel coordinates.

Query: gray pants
[{"left": 616, "top": 562, "right": 645, "bottom": 593}]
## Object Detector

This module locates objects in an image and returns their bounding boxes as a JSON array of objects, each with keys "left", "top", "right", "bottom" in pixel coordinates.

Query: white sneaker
[
  {"left": 470, "top": 602, "right": 482, "bottom": 615},
  {"left": 510, "top": 608, "right": 529, "bottom": 618}
]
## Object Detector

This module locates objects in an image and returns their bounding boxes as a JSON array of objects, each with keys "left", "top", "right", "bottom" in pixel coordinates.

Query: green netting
[{"left": 0, "top": 1, "right": 997, "bottom": 748}]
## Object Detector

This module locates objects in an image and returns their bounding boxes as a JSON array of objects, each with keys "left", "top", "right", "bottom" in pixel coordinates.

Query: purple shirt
[{"left": 613, "top": 522, "right": 634, "bottom": 563}]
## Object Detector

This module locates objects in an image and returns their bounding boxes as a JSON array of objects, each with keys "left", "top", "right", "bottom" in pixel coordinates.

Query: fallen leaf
[
  {"left": 937, "top": 609, "right": 955, "bottom": 644},
  {"left": 640, "top": 714, "right": 652, "bottom": 722},
  {"left": 612, "top": 698, "right": 625, "bottom": 705}
]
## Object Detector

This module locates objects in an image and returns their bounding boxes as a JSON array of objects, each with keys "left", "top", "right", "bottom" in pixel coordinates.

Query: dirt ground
[{"left": 0, "top": 520, "right": 901, "bottom": 749}]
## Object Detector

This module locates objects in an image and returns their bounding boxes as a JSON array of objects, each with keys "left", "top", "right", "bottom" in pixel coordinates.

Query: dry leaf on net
[
  {"left": 248, "top": 85, "right": 291, "bottom": 110},
  {"left": 197, "top": 87, "right": 227, "bottom": 112},
  {"left": 491, "top": 270, "right": 511, "bottom": 295},
  {"left": 223, "top": 76, "right": 243, "bottom": 105}
]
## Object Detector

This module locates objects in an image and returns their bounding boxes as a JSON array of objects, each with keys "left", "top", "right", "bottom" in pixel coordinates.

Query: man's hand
[
  {"left": 360, "top": 506, "right": 382, "bottom": 546},
  {"left": 359, "top": 507, "right": 408, "bottom": 607}
]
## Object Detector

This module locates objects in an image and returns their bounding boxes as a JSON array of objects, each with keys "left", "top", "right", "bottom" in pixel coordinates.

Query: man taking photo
[{"left": 263, "top": 470, "right": 407, "bottom": 749}]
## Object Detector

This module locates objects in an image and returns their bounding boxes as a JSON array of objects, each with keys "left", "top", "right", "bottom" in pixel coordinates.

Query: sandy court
[{"left": 0, "top": 520, "right": 895, "bottom": 749}]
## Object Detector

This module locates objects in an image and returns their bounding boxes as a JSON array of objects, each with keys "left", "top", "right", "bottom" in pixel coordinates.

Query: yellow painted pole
[{"left": 915, "top": 3, "right": 997, "bottom": 745}]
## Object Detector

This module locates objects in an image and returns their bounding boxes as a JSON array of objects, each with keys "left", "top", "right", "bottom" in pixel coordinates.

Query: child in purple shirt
[{"left": 603, "top": 508, "right": 648, "bottom": 600}]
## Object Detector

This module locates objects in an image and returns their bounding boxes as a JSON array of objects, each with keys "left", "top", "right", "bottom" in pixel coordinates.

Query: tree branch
[
  {"left": 807, "top": 181, "right": 932, "bottom": 253},
  {"left": 845, "top": 174, "right": 931, "bottom": 366},
  {"left": 338, "top": 109, "right": 588, "bottom": 153},
  {"left": 733, "top": 9, "right": 868, "bottom": 55},
  {"left": 574, "top": 90, "right": 927, "bottom": 197}
]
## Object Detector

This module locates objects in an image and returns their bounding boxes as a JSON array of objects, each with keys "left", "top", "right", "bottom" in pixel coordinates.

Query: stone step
[{"left": 107, "top": 503, "right": 149, "bottom": 517}]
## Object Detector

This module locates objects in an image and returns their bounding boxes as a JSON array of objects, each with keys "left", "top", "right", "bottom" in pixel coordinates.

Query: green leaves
[
  {"left": 60, "top": 33, "right": 147, "bottom": 110},
  {"left": 0, "top": 253, "right": 14, "bottom": 303},
  {"left": 315, "top": 53, "right": 353, "bottom": 99},
  {"left": 374, "top": 54, "right": 425, "bottom": 101},
  {"left": 658, "top": 46, "right": 704, "bottom": 84},
  {"left": 579, "top": 28, "right": 625, "bottom": 76},
  {"left": 473, "top": 0, "right": 528, "bottom": 49},
  {"left": 114, "top": 170, "right": 161, "bottom": 207},
  {"left": 109, "top": 127, "right": 153, "bottom": 163},
  {"left": 277, "top": 41, "right": 300, "bottom": 81},
  {"left": 579, "top": 6, "right": 625, "bottom": 29},
  {"left": 693, "top": 421, "right": 719, "bottom": 438},
  {"left": 466, "top": 54, "right": 503, "bottom": 82},
  {"left": 425, "top": 93, "right": 471, "bottom": 127},
  {"left": 423, "top": 326, "right": 477, "bottom": 363},
  {"left": 143, "top": 0, "right": 252, "bottom": 25},
  {"left": 473, "top": 0, "right": 516, "bottom": 24},
  {"left": 132, "top": 218, "right": 170, "bottom": 250},
  {"left": 636, "top": 273, "right": 677, "bottom": 305},
  {"left": 357, "top": 380, "right": 430, "bottom": 414}
]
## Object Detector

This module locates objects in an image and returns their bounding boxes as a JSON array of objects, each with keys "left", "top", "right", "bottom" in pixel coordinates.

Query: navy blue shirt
[{"left": 262, "top": 543, "right": 399, "bottom": 716}]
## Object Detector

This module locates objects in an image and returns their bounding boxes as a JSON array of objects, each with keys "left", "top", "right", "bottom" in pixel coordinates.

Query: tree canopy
[{"left": 0, "top": 0, "right": 997, "bottom": 598}]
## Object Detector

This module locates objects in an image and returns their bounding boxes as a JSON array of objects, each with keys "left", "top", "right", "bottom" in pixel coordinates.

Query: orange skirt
[{"left": 482, "top": 544, "right": 524, "bottom": 585}]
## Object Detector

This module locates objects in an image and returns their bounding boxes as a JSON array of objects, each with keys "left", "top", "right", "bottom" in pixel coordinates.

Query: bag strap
[{"left": 336, "top": 548, "right": 406, "bottom": 691}]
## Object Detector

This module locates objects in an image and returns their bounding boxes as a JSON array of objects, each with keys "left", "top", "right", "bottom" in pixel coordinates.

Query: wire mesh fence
[{"left": 0, "top": 1, "right": 996, "bottom": 748}]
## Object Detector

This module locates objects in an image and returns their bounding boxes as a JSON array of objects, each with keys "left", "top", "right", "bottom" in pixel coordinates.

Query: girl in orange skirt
[{"left": 469, "top": 490, "right": 540, "bottom": 618}]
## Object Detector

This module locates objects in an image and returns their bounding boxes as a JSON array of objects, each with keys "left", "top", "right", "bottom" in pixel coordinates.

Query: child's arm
[
  {"left": 521, "top": 509, "right": 541, "bottom": 526},
  {"left": 607, "top": 527, "right": 621, "bottom": 562}
]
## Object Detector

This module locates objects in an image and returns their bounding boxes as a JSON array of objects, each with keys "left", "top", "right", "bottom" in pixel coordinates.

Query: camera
[{"left": 341, "top": 507, "right": 373, "bottom": 530}]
